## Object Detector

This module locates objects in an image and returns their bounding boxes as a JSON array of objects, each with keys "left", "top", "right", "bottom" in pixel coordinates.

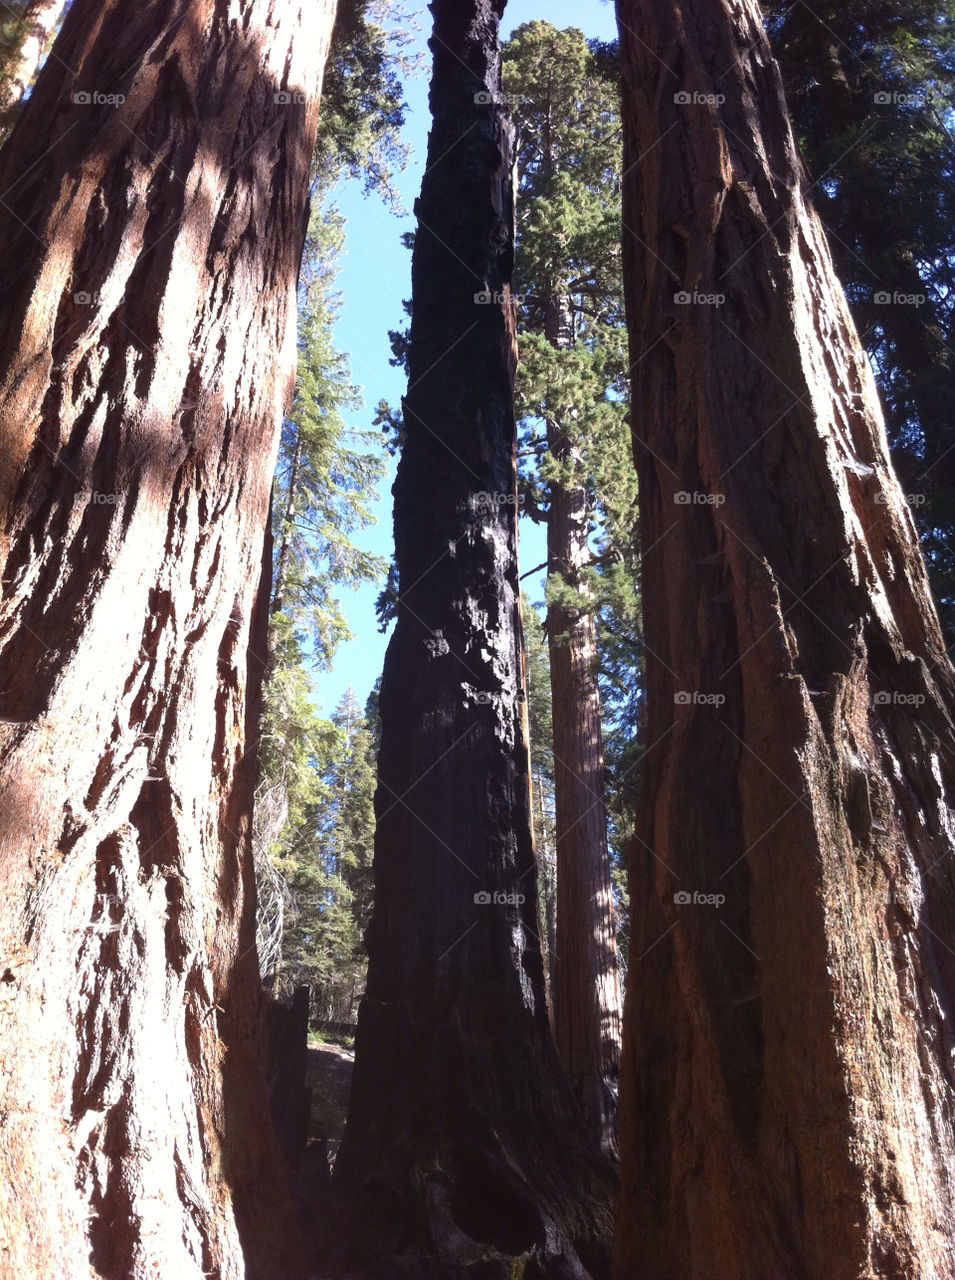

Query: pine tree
[
  {"left": 276, "top": 689, "right": 377, "bottom": 1025},
  {"left": 255, "top": 0, "right": 404, "bottom": 992}
]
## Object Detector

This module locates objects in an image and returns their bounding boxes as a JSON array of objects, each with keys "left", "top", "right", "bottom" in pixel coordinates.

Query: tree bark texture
[
  {"left": 332, "top": 2, "right": 615, "bottom": 1277},
  {"left": 0, "top": 0, "right": 335, "bottom": 1275},
  {"left": 615, "top": 0, "right": 955, "bottom": 1276},
  {"left": 545, "top": 400, "right": 623, "bottom": 1161}
]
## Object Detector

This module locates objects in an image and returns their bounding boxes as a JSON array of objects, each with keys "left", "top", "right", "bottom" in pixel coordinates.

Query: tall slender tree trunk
[
  {"left": 332, "top": 2, "right": 615, "bottom": 1275},
  {"left": 273, "top": 431, "right": 304, "bottom": 622},
  {"left": 544, "top": 351, "right": 623, "bottom": 1157},
  {"left": 266, "top": 427, "right": 303, "bottom": 672},
  {"left": 615, "top": 0, "right": 955, "bottom": 1276},
  {"left": 0, "top": 1, "right": 335, "bottom": 1275},
  {"left": 535, "top": 766, "right": 558, "bottom": 988}
]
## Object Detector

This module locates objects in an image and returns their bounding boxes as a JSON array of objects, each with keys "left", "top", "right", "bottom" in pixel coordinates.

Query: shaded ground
[
  {"left": 306, "top": 1040, "right": 355, "bottom": 1166},
  {"left": 293, "top": 1040, "right": 355, "bottom": 1273}
]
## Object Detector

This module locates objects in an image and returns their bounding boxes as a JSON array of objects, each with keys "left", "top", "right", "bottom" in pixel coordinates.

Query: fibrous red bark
[
  {"left": 546, "top": 400, "right": 623, "bottom": 1161},
  {"left": 615, "top": 0, "right": 955, "bottom": 1276},
  {"left": 0, "top": 0, "right": 335, "bottom": 1274},
  {"left": 331, "top": 2, "right": 615, "bottom": 1276}
]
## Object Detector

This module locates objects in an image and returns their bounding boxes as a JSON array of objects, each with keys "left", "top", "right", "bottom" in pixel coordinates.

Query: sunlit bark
[{"left": 0, "top": 0, "right": 335, "bottom": 1274}]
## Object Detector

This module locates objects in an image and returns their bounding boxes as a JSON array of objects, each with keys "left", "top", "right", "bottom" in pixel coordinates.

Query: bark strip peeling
[
  {"left": 0, "top": 1, "right": 335, "bottom": 1275},
  {"left": 615, "top": 0, "right": 955, "bottom": 1277}
]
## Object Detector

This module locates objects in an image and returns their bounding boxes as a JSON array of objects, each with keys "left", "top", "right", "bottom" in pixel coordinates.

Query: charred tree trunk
[
  {"left": 266, "top": 983, "right": 312, "bottom": 1164},
  {"left": 0, "top": 0, "right": 335, "bottom": 1275},
  {"left": 615, "top": 0, "right": 955, "bottom": 1276},
  {"left": 545, "top": 389, "right": 622, "bottom": 1160},
  {"left": 332, "top": 2, "right": 615, "bottom": 1276}
]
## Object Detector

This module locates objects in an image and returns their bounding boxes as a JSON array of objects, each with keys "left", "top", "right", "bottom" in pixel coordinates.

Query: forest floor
[
  {"left": 306, "top": 1040, "right": 354, "bottom": 1165},
  {"left": 293, "top": 1040, "right": 356, "bottom": 1273}
]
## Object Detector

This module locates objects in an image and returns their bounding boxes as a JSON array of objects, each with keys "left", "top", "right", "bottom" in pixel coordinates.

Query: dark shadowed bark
[
  {"left": 331, "top": 2, "right": 615, "bottom": 1277},
  {"left": 267, "top": 983, "right": 312, "bottom": 1163},
  {"left": 614, "top": 0, "right": 955, "bottom": 1276},
  {"left": 0, "top": 0, "right": 335, "bottom": 1274}
]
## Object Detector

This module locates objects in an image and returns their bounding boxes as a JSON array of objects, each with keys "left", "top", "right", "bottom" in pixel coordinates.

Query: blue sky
[{"left": 316, "top": 0, "right": 619, "bottom": 716}]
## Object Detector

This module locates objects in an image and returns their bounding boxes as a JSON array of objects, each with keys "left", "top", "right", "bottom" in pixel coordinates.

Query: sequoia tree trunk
[
  {"left": 331, "top": 2, "right": 615, "bottom": 1276},
  {"left": 615, "top": 0, "right": 955, "bottom": 1277},
  {"left": 546, "top": 398, "right": 623, "bottom": 1160},
  {"left": 0, "top": 1, "right": 335, "bottom": 1275}
]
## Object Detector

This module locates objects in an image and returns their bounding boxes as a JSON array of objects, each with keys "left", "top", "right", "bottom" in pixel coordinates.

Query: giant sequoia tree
[
  {"left": 0, "top": 0, "right": 335, "bottom": 1274},
  {"left": 504, "top": 22, "right": 627, "bottom": 1159},
  {"left": 615, "top": 0, "right": 955, "bottom": 1276},
  {"left": 333, "top": 1, "right": 615, "bottom": 1275}
]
